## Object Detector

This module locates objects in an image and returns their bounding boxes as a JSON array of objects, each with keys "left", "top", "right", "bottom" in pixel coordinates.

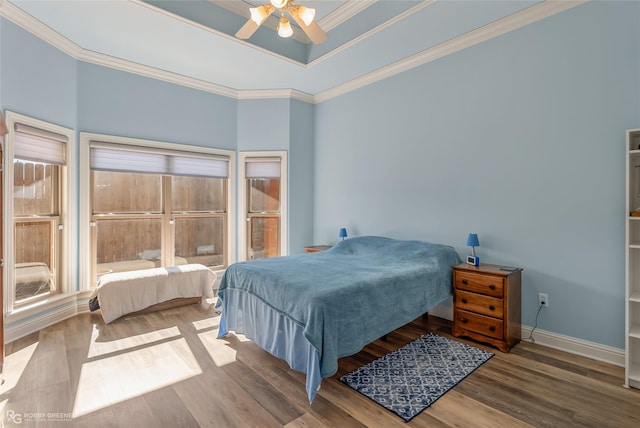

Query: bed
[
  {"left": 90, "top": 263, "right": 217, "bottom": 323},
  {"left": 215, "top": 236, "right": 462, "bottom": 403}
]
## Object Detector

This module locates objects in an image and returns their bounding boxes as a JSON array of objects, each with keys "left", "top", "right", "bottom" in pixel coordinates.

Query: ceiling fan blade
[
  {"left": 302, "top": 21, "right": 328, "bottom": 44},
  {"left": 236, "top": 19, "right": 259, "bottom": 39},
  {"left": 236, "top": 4, "right": 275, "bottom": 40},
  {"left": 289, "top": 11, "right": 327, "bottom": 44}
]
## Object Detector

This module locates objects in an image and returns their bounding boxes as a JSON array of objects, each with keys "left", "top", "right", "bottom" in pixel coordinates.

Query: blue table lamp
[
  {"left": 339, "top": 228, "right": 348, "bottom": 240},
  {"left": 466, "top": 233, "right": 480, "bottom": 266}
]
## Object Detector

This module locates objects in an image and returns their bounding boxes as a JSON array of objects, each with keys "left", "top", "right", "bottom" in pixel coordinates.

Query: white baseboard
[
  {"left": 428, "top": 301, "right": 624, "bottom": 367},
  {"left": 520, "top": 325, "right": 625, "bottom": 367},
  {"left": 5, "top": 300, "right": 77, "bottom": 343},
  {"left": 4, "top": 292, "right": 93, "bottom": 343}
]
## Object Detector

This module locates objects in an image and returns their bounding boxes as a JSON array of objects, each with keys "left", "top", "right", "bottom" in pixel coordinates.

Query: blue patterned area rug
[{"left": 340, "top": 333, "right": 493, "bottom": 422}]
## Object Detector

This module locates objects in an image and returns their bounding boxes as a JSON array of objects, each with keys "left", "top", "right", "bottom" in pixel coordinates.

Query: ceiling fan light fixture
[
  {"left": 270, "top": 0, "right": 289, "bottom": 9},
  {"left": 249, "top": 5, "right": 274, "bottom": 25},
  {"left": 290, "top": 5, "right": 315, "bottom": 26},
  {"left": 277, "top": 16, "right": 293, "bottom": 38},
  {"left": 237, "top": 0, "right": 326, "bottom": 44}
]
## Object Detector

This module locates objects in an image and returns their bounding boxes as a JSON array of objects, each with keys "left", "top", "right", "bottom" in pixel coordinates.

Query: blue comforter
[{"left": 216, "top": 236, "right": 461, "bottom": 382}]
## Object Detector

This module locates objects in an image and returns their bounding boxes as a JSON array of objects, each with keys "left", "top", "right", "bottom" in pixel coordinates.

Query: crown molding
[
  {"left": 1, "top": 0, "right": 586, "bottom": 104},
  {"left": 307, "top": 0, "right": 435, "bottom": 68},
  {"left": 236, "top": 88, "right": 314, "bottom": 103},
  {"left": 318, "top": 0, "right": 376, "bottom": 32},
  {"left": 0, "top": 0, "right": 80, "bottom": 58},
  {"left": 0, "top": 0, "right": 306, "bottom": 100},
  {"left": 313, "top": 0, "right": 587, "bottom": 103},
  {"left": 78, "top": 48, "right": 240, "bottom": 99}
]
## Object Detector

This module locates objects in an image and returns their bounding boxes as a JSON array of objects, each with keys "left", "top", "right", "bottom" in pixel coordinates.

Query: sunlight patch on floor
[
  {"left": 0, "top": 342, "right": 38, "bottom": 393},
  {"left": 87, "top": 325, "right": 181, "bottom": 358},
  {"left": 192, "top": 316, "right": 219, "bottom": 331},
  {"left": 197, "top": 332, "right": 237, "bottom": 367},
  {"left": 72, "top": 338, "right": 201, "bottom": 418}
]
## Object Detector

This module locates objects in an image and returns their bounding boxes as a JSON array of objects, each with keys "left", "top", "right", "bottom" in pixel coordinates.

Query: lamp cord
[{"left": 527, "top": 304, "right": 543, "bottom": 343}]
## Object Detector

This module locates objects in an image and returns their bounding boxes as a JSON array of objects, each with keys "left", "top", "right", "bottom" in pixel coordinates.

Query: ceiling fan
[{"left": 236, "top": 0, "right": 328, "bottom": 44}]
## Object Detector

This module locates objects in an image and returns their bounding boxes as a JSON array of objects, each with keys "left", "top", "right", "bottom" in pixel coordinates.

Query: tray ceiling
[{"left": 2, "top": 0, "right": 585, "bottom": 101}]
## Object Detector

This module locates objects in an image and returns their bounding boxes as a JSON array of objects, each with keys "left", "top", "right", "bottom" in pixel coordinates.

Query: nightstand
[
  {"left": 304, "top": 245, "right": 332, "bottom": 253},
  {"left": 451, "top": 263, "right": 522, "bottom": 353}
]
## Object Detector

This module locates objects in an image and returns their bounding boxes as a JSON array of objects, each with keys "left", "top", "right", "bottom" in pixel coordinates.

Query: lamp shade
[
  {"left": 466, "top": 233, "right": 479, "bottom": 247},
  {"left": 250, "top": 5, "right": 274, "bottom": 25},
  {"left": 292, "top": 5, "right": 315, "bottom": 26},
  {"left": 339, "top": 228, "right": 348, "bottom": 239},
  {"left": 277, "top": 16, "right": 293, "bottom": 38}
]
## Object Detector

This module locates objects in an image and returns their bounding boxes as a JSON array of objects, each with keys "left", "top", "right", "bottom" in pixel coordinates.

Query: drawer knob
[
  {"left": 489, "top": 326, "right": 496, "bottom": 332},
  {"left": 460, "top": 318, "right": 468, "bottom": 324},
  {"left": 462, "top": 279, "right": 469, "bottom": 285},
  {"left": 488, "top": 305, "right": 495, "bottom": 311},
  {"left": 489, "top": 284, "right": 496, "bottom": 290},
  {"left": 461, "top": 298, "right": 468, "bottom": 304}
]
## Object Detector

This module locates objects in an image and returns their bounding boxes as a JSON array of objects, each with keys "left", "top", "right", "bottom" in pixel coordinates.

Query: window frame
[
  {"left": 238, "top": 151, "right": 288, "bottom": 261},
  {"left": 3, "top": 111, "right": 76, "bottom": 313},
  {"left": 79, "top": 133, "right": 235, "bottom": 291}
]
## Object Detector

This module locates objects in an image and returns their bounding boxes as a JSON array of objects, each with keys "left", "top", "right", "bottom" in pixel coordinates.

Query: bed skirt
[{"left": 217, "top": 289, "right": 322, "bottom": 403}]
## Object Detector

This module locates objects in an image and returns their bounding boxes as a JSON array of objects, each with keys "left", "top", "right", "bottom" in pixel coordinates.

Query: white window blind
[
  {"left": 90, "top": 143, "right": 229, "bottom": 178},
  {"left": 14, "top": 123, "right": 67, "bottom": 165},
  {"left": 245, "top": 157, "right": 281, "bottom": 178}
]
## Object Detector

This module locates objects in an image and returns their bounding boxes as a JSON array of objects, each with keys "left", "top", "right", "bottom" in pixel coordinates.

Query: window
[
  {"left": 82, "top": 136, "right": 234, "bottom": 285},
  {"left": 172, "top": 175, "right": 226, "bottom": 268},
  {"left": 91, "top": 171, "right": 163, "bottom": 276},
  {"left": 4, "top": 113, "right": 74, "bottom": 309},
  {"left": 239, "top": 152, "right": 287, "bottom": 260}
]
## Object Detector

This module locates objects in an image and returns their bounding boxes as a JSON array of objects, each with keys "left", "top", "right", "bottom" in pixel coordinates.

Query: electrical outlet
[{"left": 538, "top": 293, "right": 549, "bottom": 308}]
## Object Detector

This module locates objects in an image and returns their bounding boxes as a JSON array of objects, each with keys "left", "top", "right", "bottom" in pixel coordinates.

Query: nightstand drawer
[
  {"left": 455, "top": 309, "right": 504, "bottom": 340},
  {"left": 455, "top": 290, "right": 504, "bottom": 318},
  {"left": 455, "top": 271, "right": 504, "bottom": 298}
]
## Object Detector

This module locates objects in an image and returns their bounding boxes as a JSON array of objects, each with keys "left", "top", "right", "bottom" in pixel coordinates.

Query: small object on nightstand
[
  {"left": 304, "top": 245, "right": 332, "bottom": 253},
  {"left": 466, "top": 233, "right": 480, "bottom": 266},
  {"left": 452, "top": 263, "right": 522, "bottom": 353}
]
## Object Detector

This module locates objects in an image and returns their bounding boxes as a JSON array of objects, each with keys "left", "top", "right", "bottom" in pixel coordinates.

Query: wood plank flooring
[{"left": 1, "top": 304, "right": 638, "bottom": 427}]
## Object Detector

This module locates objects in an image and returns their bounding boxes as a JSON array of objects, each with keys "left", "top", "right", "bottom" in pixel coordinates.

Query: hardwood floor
[{"left": 1, "top": 304, "right": 638, "bottom": 427}]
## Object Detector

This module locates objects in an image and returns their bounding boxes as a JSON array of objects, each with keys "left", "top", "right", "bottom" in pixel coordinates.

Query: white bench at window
[{"left": 90, "top": 263, "right": 216, "bottom": 323}]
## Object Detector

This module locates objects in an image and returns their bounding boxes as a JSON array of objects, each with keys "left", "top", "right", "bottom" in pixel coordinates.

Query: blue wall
[
  {"left": 314, "top": 1, "right": 640, "bottom": 349},
  {"left": 0, "top": 20, "right": 76, "bottom": 129},
  {"left": 236, "top": 98, "right": 316, "bottom": 254},
  {"left": 77, "top": 63, "right": 237, "bottom": 149},
  {"left": 289, "top": 99, "right": 315, "bottom": 254},
  {"left": 237, "top": 98, "right": 290, "bottom": 151}
]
